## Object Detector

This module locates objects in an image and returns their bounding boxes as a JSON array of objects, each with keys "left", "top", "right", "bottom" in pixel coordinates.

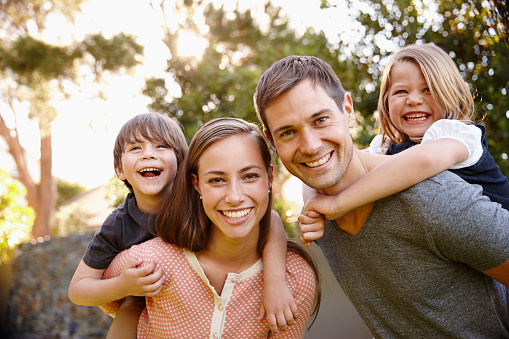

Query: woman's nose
[{"left": 225, "top": 182, "right": 243, "bottom": 205}]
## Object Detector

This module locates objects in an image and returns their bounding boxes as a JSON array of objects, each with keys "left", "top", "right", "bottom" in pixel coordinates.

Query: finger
[
  {"left": 258, "top": 304, "right": 266, "bottom": 321},
  {"left": 266, "top": 314, "right": 278, "bottom": 335},
  {"left": 300, "top": 236, "right": 312, "bottom": 247},
  {"left": 290, "top": 301, "right": 299, "bottom": 320},
  {"left": 136, "top": 260, "right": 157, "bottom": 276},
  {"left": 275, "top": 313, "right": 288, "bottom": 332},
  {"left": 301, "top": 231, "right": 323, "bottom": 242},
  {"left": 124, "top": 257, "right": 142, "bottom": 270},
  {"left": 144, "top": 275, "right": 165, "bottom": 297},
  {"left": 304, "top": 209, "right": 322, "bottom": 218}
]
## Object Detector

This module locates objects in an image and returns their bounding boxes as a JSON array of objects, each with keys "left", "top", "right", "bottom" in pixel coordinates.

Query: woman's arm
[{"left": 259, "top": 210, "right": 297, "bottom": 335}]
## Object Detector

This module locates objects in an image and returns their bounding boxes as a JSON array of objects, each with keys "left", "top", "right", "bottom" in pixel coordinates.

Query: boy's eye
[
  {"left": 157, "top": 144, "right": 169, "bottom": 149},
  {"left": 127, "top": 145, "right": 140, "bottom": 151}
]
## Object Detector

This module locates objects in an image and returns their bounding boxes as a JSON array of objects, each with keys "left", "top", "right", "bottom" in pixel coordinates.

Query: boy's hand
[
  {"left": 298, "top": 210, "right": 324, "bottom": 246},
  {"left": 119, "top": 257, "right": 165, "bottom": 297},
  {"left": 258, "top": 282, "right": 298, "bottom": 335}
]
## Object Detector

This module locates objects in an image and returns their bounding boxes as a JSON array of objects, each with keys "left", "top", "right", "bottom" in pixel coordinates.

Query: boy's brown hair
[{"left": 113, "top": 113, "right": 188, "bottom": 191}]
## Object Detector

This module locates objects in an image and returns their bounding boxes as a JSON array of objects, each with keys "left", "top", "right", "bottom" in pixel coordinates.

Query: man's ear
[
  {"left": 342, "top": 93, "right": 357, "bottom": 128},
  {"left": 264, "top": 129, "right": 277, "bottom": 153},
  {"left": 191, "top": 174, "right": 201, "bottom": 196},
  {"left": 268, "top": 164, "right": 274, "bottom": 187}
]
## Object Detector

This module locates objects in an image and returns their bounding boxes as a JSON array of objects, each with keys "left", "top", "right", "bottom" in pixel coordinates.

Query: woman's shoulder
[{"left": 130, "top": 237, "right": 183, "bottom": 257}]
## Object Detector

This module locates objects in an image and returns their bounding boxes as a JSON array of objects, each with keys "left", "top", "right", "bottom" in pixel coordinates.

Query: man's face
[{"left": 264, "top": 79, "right": 356, "bottom": 191}]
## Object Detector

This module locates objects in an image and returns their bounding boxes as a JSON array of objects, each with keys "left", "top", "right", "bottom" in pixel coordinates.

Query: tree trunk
[{"left": 32, "top": 134, "right": 53, "bottom": 239}]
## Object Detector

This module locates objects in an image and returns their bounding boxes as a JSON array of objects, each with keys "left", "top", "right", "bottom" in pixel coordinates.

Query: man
[{"left": 254, "top": 55, "right": 509, "bottom": 337}]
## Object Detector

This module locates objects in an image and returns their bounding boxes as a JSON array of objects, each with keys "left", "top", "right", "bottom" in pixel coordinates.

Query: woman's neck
[{"left": 196, "top": 232, "right": 260, "bottom": 295}]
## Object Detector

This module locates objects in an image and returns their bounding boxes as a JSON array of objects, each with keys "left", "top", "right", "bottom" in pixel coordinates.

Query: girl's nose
[{"left": 406, "top": 91, "right": 423, "bottom": 106}]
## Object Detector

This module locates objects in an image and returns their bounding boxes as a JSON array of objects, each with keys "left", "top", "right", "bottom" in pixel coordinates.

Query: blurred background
[{"left": 0, "top": 0, "right": 507, "bottom": 337}]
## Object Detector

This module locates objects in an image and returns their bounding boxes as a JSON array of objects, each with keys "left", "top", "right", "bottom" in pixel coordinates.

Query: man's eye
[
  {"left": 316, "top": 117, "right": 328, "bottom": 124},
  {"left": 280, "top": 130, "right": 293, "bottom": 138}
]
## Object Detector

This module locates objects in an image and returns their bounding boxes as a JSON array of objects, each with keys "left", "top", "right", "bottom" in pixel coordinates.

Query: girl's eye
[
  {"left": 423, "top": 87, "right": 430, "bottom": 93},
  {"left": 394, "top": 89, "right": 406, "bottom": 95}
]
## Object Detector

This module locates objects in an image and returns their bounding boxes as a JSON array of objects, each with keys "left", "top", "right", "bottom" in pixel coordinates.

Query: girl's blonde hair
[{"left": 378, "top": 43, "right": 475, "bottom": 144}]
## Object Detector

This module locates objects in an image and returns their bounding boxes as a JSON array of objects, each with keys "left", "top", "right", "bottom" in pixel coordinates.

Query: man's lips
[{"left": 304, "top": 152, "right": 331, "bottom": 168}]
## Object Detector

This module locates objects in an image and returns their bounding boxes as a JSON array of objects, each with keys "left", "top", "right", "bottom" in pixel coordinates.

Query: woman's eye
[
  {"left": 244, "top": 173, "right": 260, "bottom": 180},
  {"left": 208, "top": 177, "right": 225, "bottom": 184}
]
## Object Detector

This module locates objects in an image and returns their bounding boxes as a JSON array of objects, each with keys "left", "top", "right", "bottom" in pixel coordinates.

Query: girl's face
[
  {"left": 192, "top": 135, "right": 273, "bottom": 243},
  {"left": 387, "top": 61, "right": 447, "bottom": 139}
]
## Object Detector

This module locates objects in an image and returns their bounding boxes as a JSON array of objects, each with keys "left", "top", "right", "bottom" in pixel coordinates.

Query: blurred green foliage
[
  {"left": 0, "top": 169, "right": 35, "bottom": 264},
  {"left": 55, "top": 178, "right": 87, "bottom": 208}
]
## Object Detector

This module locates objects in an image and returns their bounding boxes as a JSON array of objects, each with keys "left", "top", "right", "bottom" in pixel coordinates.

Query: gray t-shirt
[
  {"left": 83, "top": 192, "right": 156, "bottom": 269},
  {"left": 317, "top": 171, "right": 509, "bottom": 338}
]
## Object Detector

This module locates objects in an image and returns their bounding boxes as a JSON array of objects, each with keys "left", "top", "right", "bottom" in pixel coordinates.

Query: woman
[{"left": 101, "top": 117, "right": 320, "bottom": 338}]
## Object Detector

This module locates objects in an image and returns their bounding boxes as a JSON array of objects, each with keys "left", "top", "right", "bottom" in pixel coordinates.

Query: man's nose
[{"left": 299, "top": 129, "right": 321, "bottom": 155}]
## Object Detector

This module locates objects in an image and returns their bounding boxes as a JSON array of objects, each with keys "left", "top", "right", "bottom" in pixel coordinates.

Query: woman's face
[{"left": 192, "top": 134, "right": 272, "bottom": 243}]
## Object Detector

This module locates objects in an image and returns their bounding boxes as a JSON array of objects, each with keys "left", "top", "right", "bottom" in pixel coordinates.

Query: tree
[{"left": 0, "top": 0, "right": 144, "bottom": 239}]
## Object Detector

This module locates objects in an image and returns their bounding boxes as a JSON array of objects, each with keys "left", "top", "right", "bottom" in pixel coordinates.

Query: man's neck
[{"left": 323, "top": 149, "right": 380, "bottom": 236}]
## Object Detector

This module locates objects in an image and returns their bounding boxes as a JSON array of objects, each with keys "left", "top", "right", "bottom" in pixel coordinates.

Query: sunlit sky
[{"left": 6, "top": 0, "right": 361, "bottom": 189}]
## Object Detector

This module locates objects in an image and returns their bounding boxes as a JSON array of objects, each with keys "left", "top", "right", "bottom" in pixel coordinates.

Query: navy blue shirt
[
  {"left": 387, "top": 124, "right": 509, "bottom": 210},
  {"left": 82, "top": 192, "right": 156, "bottom": 269}
]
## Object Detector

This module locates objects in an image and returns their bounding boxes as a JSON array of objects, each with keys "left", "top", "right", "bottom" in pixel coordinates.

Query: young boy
[{"left": 68, "top": 113, "right": 297, "bottom": 336}]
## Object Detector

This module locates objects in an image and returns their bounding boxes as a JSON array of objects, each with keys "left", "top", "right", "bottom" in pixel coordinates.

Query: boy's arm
[
  {"left": 258, "top": 210, "right": 298, "bottom": 335},
  {"left": 68, "top": 258, "right": 164, "bottom": 306},
  {"left": 303, "top": 138, "right": 469, "bottom": 223}
]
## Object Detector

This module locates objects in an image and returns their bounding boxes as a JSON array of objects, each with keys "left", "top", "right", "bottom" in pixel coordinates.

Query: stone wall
[{"left": 5, "top": 233, "right": 112, "bottom": 338}]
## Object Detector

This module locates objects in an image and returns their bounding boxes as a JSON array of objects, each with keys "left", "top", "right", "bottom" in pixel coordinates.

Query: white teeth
[
  {"left": 405, "top": 114, "right": 428, "bottom": 121},
  {"left": 222, "top": 208, "right": 251, "bottom": 219},
  {"left": 305, "top": 153, "right": 331, "bottom": 168},
  {"left": 139, "top": 168, "right": 161, "bottom": 173}
]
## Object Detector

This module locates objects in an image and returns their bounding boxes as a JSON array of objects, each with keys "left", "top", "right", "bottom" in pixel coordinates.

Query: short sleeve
[
  {"left": 422, "top": 120, "right": 482, "bottom": 169},
  {"left": 367, "top": 134, "right": 391, "bottom": 155}
]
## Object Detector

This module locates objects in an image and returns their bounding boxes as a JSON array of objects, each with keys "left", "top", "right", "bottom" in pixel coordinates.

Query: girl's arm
[
  {"left": 304, "top": 138, "right": 469, "bottom": 221},
  {"left": 68, "top": 256, "right": 164, "bottom": 306},
  {"left": 258, "top": 210, "right": 298, "bottom": 335}
]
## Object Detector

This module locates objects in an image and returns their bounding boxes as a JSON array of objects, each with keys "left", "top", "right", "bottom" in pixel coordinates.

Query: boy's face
[{"left": 117, "top": 135, "right": 177, "bottom": 211}]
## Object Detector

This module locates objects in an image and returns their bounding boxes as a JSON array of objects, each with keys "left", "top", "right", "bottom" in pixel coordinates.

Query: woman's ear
[{"left": 191, "top": 174, "right": 201, "bottom": 196}]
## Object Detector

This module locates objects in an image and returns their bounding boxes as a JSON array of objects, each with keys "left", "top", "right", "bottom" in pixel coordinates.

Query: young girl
[
  {"left": 100, "top": 118, "right": 320, "bottom": 338},
  {"left": 299, "top": 43, "right": 509, "bottom": 244}
]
